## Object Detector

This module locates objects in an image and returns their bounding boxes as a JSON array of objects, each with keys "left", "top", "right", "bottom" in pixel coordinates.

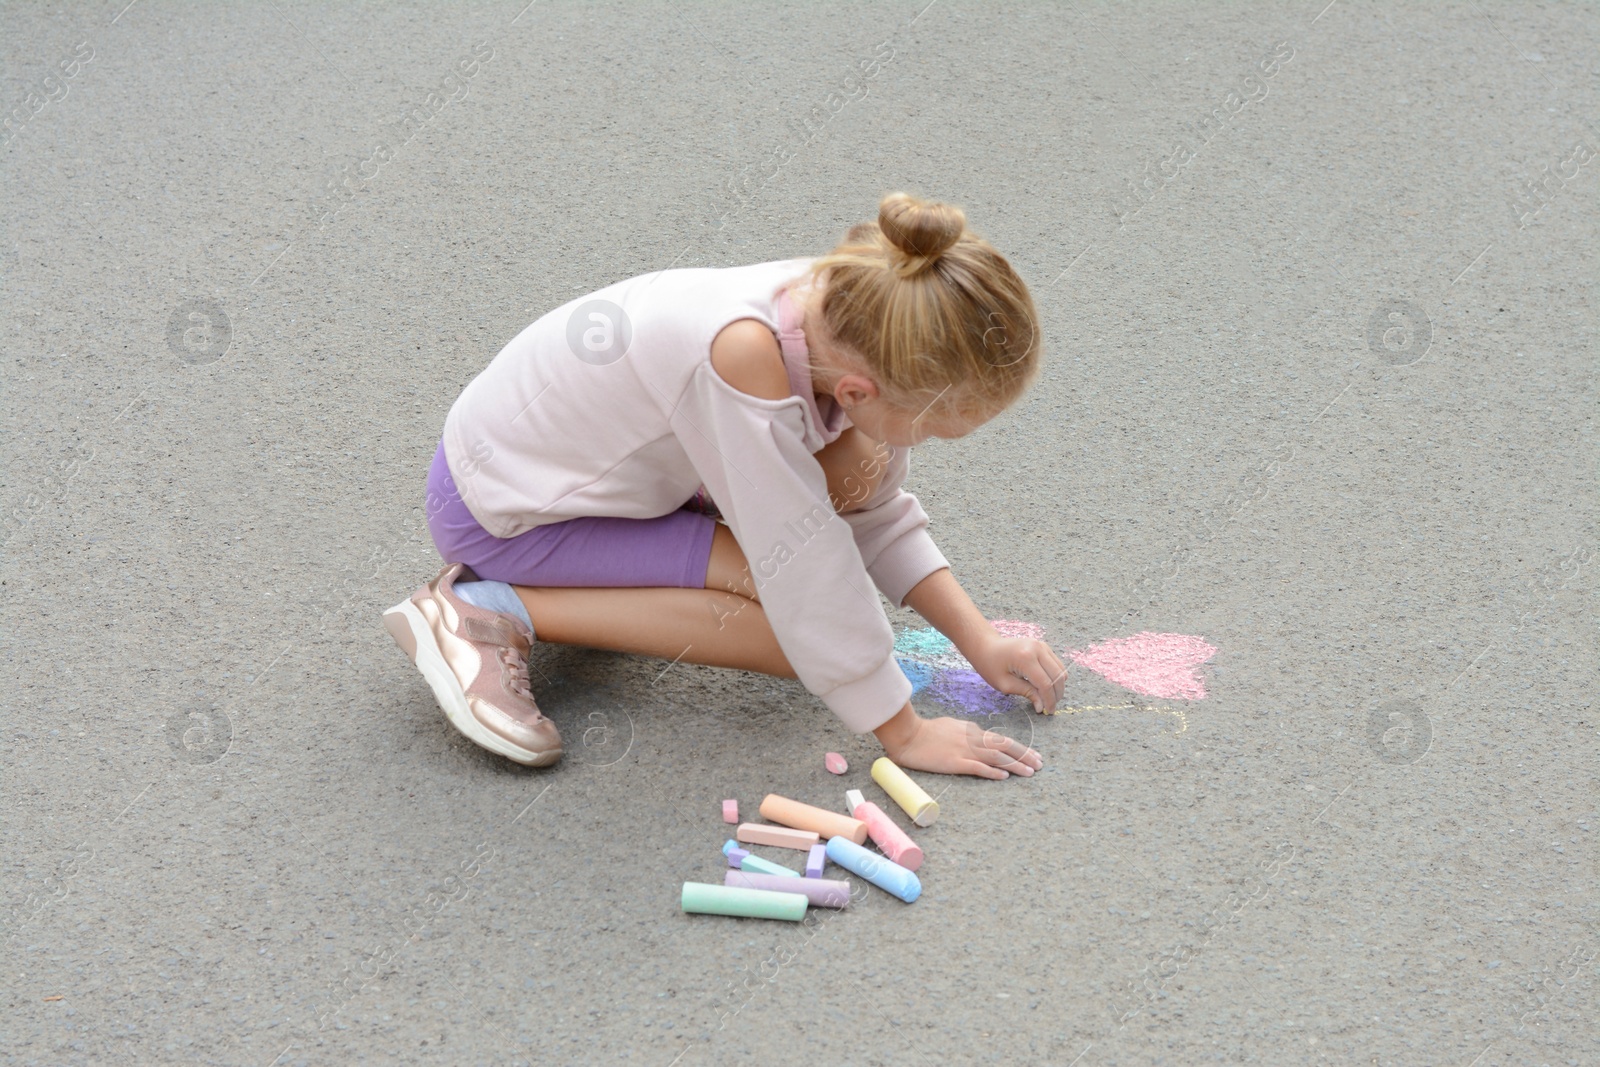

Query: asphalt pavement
[{"left": 2, "top": 2, "right": 1596, "bottom": 1064}]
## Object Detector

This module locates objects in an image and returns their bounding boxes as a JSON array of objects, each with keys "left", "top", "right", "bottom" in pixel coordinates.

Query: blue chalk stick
[{"left": 825, "top": 836, "right": 921, "bottom": 903}]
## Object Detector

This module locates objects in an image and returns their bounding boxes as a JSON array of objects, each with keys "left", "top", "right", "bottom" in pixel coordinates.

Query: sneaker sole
[{"left": 384, "top": 598, "right": 561, "bottom": 767}]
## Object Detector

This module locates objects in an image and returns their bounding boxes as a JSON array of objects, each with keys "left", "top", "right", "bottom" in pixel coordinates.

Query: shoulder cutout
[{"left": 710, "top": 318, "right": 790, "bottom": 401}]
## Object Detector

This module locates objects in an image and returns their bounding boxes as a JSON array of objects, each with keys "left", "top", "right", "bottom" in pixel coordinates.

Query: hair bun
[{"left": 878, "top": 192, "right": 965, "bottom": 279}]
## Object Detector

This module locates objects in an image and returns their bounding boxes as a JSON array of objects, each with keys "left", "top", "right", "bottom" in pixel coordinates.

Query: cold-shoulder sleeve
[
  {"left": 836, "top": 444, "right": 949, "bottom": 607},
  {"left": 663, "top": 363, "right": 910, "bottom": 733}
]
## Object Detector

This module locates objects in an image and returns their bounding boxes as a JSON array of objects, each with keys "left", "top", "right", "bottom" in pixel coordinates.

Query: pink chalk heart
[{"left": 1068, "top": 632, "right": 1216, "bottom": 700}]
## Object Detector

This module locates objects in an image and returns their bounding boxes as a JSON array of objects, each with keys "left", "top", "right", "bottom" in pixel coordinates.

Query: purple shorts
[{"left": 424, "top": 440, "right": 717, "bottom": 588}]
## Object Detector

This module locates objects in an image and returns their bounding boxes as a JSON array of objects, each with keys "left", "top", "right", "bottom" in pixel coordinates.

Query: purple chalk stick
[
  {"left": 805, "top": 843, "right": 827, "bottom": 879},
  {"left": 726, "top": 847, "right": 751, "bottom": 869},
  {"left": 725, "top": 870, "right": 850, "bottom": 908}
]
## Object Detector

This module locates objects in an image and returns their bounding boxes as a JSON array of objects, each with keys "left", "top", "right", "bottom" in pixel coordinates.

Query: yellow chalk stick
[{"left": 871, "top": 757, "right": 939, "bottom": 827}]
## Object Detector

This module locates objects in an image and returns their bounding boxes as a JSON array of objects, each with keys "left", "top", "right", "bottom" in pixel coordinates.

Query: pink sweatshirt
[{"left": 441, "top": 258, "right": 949, "bottom": 732}]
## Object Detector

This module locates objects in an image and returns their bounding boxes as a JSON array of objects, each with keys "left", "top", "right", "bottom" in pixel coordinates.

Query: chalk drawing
[
  {"left": 894, "top": 628, "right": 956, "bottom": 658},
  {"left": 991, "top": 619, "right": 1046, "bottom": 641},
  {"left": 1045, "top": 701, "right": 1188, "bottom": 736},
  {"left": 894, "top": 622, "right": 1213, "bottom": 734},
  {"left": 1069, "top": 632, "right": 1216, "bottom": 701}
]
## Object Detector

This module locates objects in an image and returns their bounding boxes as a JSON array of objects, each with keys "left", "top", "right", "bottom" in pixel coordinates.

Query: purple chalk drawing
[
  {"left": 895, "top": 624, "right": 1026, "bottom": 716},
  {"left": 928, "top": 669, "right": 1016, "bottom": 715},
  {"left": 894, "top": 621, "right": 1216, "bottom": 715}
]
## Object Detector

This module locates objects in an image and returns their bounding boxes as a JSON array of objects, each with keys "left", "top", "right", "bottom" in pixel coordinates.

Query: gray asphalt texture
[{"left": 3, "top": 2, "right": 1596, "bottom": 1065}]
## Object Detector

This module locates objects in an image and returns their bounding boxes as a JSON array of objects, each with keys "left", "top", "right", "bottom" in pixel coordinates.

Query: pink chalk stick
[
  {"left": 825, "top": 752, "right": 848, "bottom": 774},
  {"left": 736, "top": 823, "right": 820, "bottom": 851},
  {"left": 722, "top": 799, "right": 738, "bottom": 824},
  {"left": 805, "top": 843, "right": 827, "bottom": 878},
  {"left": 853, "top": 801, "right": 924, "bottom": 872},
  {"left": 726, "top": 870, "right": 850, "bottom": 908}
]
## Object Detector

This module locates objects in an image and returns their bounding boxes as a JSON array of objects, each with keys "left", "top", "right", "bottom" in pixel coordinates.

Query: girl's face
[{"left": 793, "top": 283, "right": 992, "bottom": 446}]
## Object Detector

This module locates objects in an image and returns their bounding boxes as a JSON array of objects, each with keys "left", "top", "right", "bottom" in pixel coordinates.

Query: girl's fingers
[
  {"left": 1004, "top": 663, "right": 1049, "bottom": 711},
  {"left": 986, "top": 748, "right": 1034, "bottom": 776},
  {"left": 1034, "top": 647, "right": 1066, "bottom": 707},
  {"left": 962, "top": 759, "right": 1010, "bottom": 780},
  {"left": 1003, "top": 644, "right": 1066, "bottom": 712},
  {"left": 1022, "top": 660, "right": 1056, "bottom": 713},
  {"left": 1046, "top": 650, "right": 1068, "bottom": 703},
  {"left": 978, "top": 728, "right": 1042, "bottom": 771}
]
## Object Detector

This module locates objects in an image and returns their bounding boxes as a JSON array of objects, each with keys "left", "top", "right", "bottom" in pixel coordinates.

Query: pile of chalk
[{"left": 681, "top": 756, "right": 939, "bottom": 921}]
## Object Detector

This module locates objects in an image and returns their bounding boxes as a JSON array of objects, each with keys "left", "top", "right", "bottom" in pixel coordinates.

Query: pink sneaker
[{"left": 383, "top": 562, "right": 563, "bottom": 766}]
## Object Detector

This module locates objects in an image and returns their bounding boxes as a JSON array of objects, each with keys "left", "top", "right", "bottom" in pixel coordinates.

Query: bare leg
[
  {"left": 510, "top": 428, "right": 886, "bottom": 677},
  {"left": 512, "top": 525, "right": 792, "bottom": 676},
  {"left": 513, "top": 583, "right": 793, "bottom": 676}
]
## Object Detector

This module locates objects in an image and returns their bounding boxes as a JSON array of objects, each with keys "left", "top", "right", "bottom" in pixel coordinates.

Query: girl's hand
[
  {"left": 874, "top": 704, "right": 1043, "bottom": 779},
  {"left": 965, "top": 634, "right": 1069, "bottom": 713}
]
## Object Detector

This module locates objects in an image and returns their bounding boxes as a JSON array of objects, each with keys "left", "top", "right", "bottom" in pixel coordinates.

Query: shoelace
[{"left": 497, "top": 647, "right": 539, "bottom": 709}]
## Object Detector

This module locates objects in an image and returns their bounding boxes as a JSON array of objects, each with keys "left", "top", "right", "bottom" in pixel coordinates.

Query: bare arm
[{"left": 903, "top": 567, "right": 1068, "bottom": 713}]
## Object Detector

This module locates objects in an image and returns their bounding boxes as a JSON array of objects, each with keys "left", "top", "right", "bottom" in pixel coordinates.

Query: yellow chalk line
[{"left": 1043, "top": 701, "right": 1187, "bottom": 736}]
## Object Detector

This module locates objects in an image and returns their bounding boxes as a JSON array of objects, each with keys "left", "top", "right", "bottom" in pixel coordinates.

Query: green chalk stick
[{"left": 681, "top": 881, "right": 808, "bottom": 921}]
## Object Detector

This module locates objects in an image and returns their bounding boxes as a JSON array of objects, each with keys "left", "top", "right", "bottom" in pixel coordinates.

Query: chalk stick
[
  {"left": 851, "top": 800, "right": 924, "bottom": 872},
  {"left": 739, "top": 853, "right": 801, "bottom": 878},
  {"left": 824, "top": 836, "right": 921, "bottom": 903},
  {"left": 726, "top": 870, "right": 850, "bottom": 908},
  {"left": 845, "top": 789, "right": 867, "bottom": 815},
  {"left": 681, "top": 881, "right": 807, "bottom": 921},
  {"left": 725, "top": 847, "right": 750, "bottom": 869},
  {"left": 722, "top": 799, "right": 738, "bottom": 823},
  {"left": 736, "top": 822, "right": 820, "bottom": 851},
  {"left": 805, "top": 843, "right": 827, "bottom": 878},
  {"left": 871, "top": 757, "right": 939, "bottom": 827},
  {"left": 758, "top": 795, "right": 869, "bottom": 846},
  {"left": 825, "top": 752, "right": 848, "bottom": 774},
  {"left": 721, "top": 839, "right": 742, "bottom": 857}
]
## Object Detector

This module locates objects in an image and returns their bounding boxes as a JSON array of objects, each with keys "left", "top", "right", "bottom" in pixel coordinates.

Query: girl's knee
[
  {"left": 705, "top": 524, "right": 758, "bottom": 600},
  {"left": 819, "top": 428, "right": 889, "bottom": 512}
]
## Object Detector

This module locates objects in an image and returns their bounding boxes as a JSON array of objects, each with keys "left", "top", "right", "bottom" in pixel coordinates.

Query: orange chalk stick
[
  {"left": 735, "top": 822, "right": 820, "bottom": 851},
  {"left": 759, "top": 795, "right": 869, "bottom": 846}
]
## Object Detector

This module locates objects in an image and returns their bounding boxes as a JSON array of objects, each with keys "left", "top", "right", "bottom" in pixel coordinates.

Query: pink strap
[
  {"left": 775, "top": 287, "right": 811, "bottom": 400},
  {"left": 775, "top": 286, "right": 849, "bottom": 447}
]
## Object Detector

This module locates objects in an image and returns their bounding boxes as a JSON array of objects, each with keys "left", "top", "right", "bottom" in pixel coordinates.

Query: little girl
[{"left": 384, "top": 192, "right": 1067, "bottom": 777}]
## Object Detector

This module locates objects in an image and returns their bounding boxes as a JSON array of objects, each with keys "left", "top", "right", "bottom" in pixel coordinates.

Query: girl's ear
[{"left": 833, "top": 373, "right": 879, "bottom": 410}]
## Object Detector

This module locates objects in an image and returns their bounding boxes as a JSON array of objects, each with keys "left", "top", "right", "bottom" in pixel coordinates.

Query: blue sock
[{"left": 454, "top": 580, "right": 535, "bottom": 634}]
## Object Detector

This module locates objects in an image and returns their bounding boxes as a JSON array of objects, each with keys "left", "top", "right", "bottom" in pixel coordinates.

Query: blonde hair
[{"left": 802, "top": 192, "right": 1042, "bottom": 418}]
